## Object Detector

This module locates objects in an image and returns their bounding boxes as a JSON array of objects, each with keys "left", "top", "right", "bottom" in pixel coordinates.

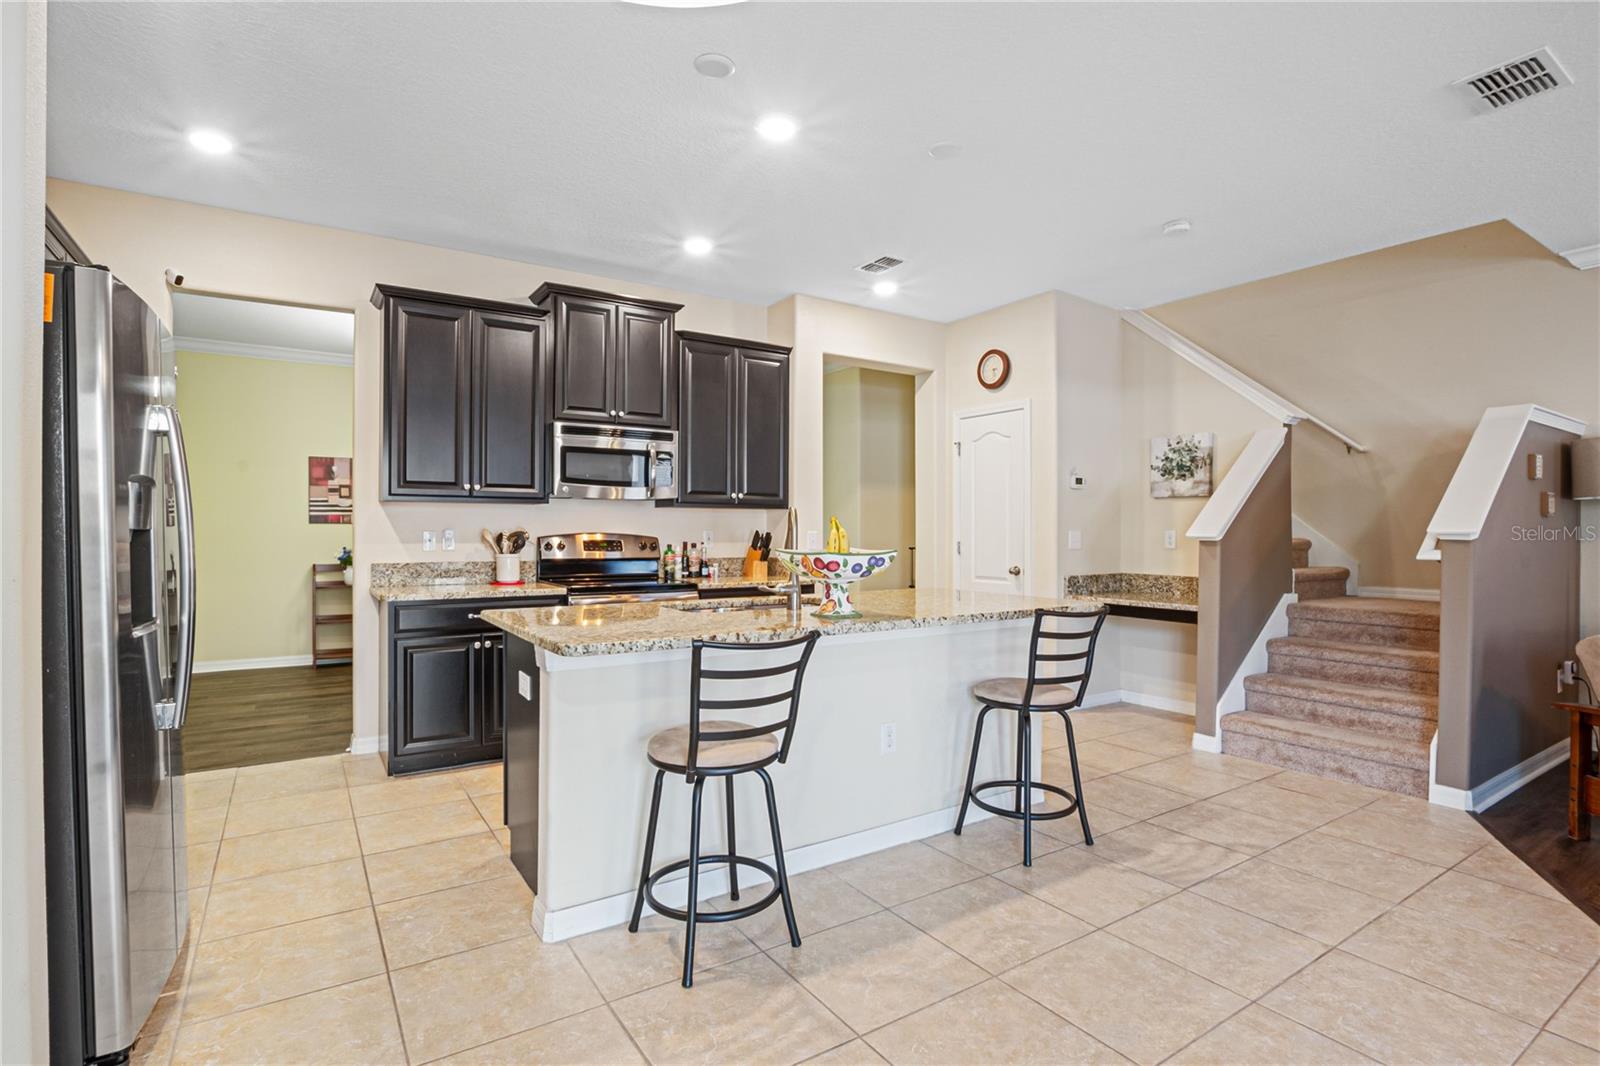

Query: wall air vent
[
  {"left": 856, "top": 256, "right": 903, "bottom": 274},
  {"left": 1454, "top": 48, "right": 1572, "bottom": 113}
]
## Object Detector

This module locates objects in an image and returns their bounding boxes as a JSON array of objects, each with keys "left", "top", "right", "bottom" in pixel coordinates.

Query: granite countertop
[
  {"left": 1063, "top": 573, "right": 1198, "bottom": 613},
  {"left": 481, "top": 588, "right": 1106, "bottom": 658},
  {"left": 370, "top": 580, "right": 567, "bottom": 604}
]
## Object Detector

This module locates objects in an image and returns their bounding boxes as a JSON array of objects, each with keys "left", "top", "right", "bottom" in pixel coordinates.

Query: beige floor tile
[
  {"left": 1150, "top": 798, "right": 1306, "bottom": 855},
  {"left": 1100, "top": 724, "right": 1196, "bottom": 758},
  {"left": 923, "top": 815, "right": 1068, "bottom": 874},
  {"left": 363, "top": 831, "right": 516, "bottom": 905},
  {"left": 1044, "top": 745, "right": 1117, "bottom": 782},
  {"left": 1209, "top": 780, "right": 1363, "bottom": 830},
  {"left": 130, "top": 1000, "right": 179, "bottom": 1066},
  {"left": 211, "top": 820, "right": 360, "bottom": 883},
  {"left": 1263, "top": 951, "right": 1537, "bottom": 1065},
  {"left": 438, "top": 1004, "right": 644, "bottom": 1064},
  {"left": 450, "top": 762, "right": 504, "bottom": 796},
  {"left": 776, "top": 911, "right": 986, "bottom": 1032},
  {"left": 1089, "top": 822, "right": 1250, "bottom": 887},
  {"left": 1546, "top": 965, "right": 1599, "bottom": 1050},
  {"left": 1081, "top": 775, "right": 1194, "bottom": 819},
  {"left": 1518, "top": 1031, "right": 1600, "bottom": 1065},
  {"left": 1318, "top": 806, "right": 1487, "bottom": 867},
  {"left": 340, "top": 753, "right": 391, "bottom": 787},
  {"left": 376, "top": 874, "right": 535, "bottom": 969},
  {"left": 181, "top": 909, "right": 386, "bottom": 1023},
  {"left": 494, "top": 827, "right": 510, "bottom": 852},
  {"left": 1066, "top": 714, "right": 1152, "bottom": 742},
  {"left": 1073, "top": 739, "right": 1167, "bottom": 774},
  {"left": 171, "top": 975, "right": 404, "bottom": 1066},
  {"left": 994, "top": 845, "right": 1177, "bottom": 927},
  {"left": 1403, "top": 871, "right": 1600, "bottom": 966},
  {"left": 1036, "top": 802, "right": 1138, "bottom": 846},
  {"left": 1190, "top": 858, "right": 1389, "bottom": 945},
  {"left": 830, "top": 841, "right": 983, "bottom": 907},
  {"left": 612, "top": 952, "right": 852, "bottom": 1065},
  {"left": 390, "top": 935, "right": 602, "bottom": 1062},
  {"left": 707, "top": 866, "right": 880, "bottom": 951},
  {"left": 184, "top": 805, "right": 226, "bottom": 845},
  {"left": 471, "top": 790, "right": 505, "bottom": 829},
  {"left": 1363, "top": 791, "right": 1495, "bottom": 838},
  {"left": 568, "top": 910, "right": 759, "bottom": 1000},
  {"left": 200, "top": 858, "right": 370, "bottom": 941},
  {"left": 228, "top": 760, "right": 348, "bottom": 805},
  {"left": 182, "top": 769, "right": 236, "bottom": 812},
  {"left": 357, "top": 798, "right": 487, "bottom": 854},
  {"left": 803, "top": 1039, "right": 887, "bottom": 1064},
  {"left": 222, "top": 788, "right": 352, "bottom": 839},
  {"left": 1120, "top": 755, "right": 1254, "bottom": 799},
  {"left": 1266, "top": 768, "right": 1387, "bottom": 806},
  {"left": 183, "top": 844, "right": 218, "bottom": 888},
  {"left": 1107, "top": 891, "right": 1325, "bottom": 998},
  {"left": 1456, "top": 844, "right": 1568, "bottom": 902},
  {"left": 893, "top": 874, "right": 1094, "bottom": 974},
  {"left": 1004, "top": 930, "right": 1246, "bottom": 1065},
  {"left": 1165, "top": 1003, "right": 1375, "bottom": 1065},
  {"left": 348, "top": 773, "right": 469, "bottom": 818},
  {"left": 1258, "top": 830, "right": 1446, "bottom": 903},
  {"left": 865, "top": 979, "right": 1128, "bottom": 1065},
  {"left": 1343, "top": 906, "right": 1591, "bottom": 1026},
  {"left": 1168, "top": 749, "right": 1283, "bottom": 782}
]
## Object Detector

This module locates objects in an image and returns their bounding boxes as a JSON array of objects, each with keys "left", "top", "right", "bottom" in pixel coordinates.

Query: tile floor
[{"left": 137, "top": 705, "right": 1599, "bottom": 1065}]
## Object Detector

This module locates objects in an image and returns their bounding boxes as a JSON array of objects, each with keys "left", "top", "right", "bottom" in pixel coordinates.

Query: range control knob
[
  {"left": 648, "top": 540, "right": 658, "bottom": 551},
  {"left": 556, "top": 541, "right": 566, "bottom": 552},
  {"left": 543, "top": 541, "right": 552, "bottom": 552}
]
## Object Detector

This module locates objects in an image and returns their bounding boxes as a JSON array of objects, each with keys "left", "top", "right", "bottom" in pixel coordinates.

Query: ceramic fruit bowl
[{"left": 769, "top": 548, "right": 897, "bottom": 619}]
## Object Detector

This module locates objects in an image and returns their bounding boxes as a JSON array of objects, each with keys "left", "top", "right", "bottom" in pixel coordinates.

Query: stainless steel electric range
[{"left": 535, "top": 531, "right": 698, "bottom": 604}]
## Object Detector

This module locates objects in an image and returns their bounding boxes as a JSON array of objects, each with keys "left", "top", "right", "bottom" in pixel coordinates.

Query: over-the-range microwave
[{"left": 550, "top": 421, "right": 677, "bottom": 501}]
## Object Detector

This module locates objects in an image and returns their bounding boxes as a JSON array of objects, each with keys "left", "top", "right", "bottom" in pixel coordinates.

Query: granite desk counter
[{"left": 480, "top": 588, "right": 1105, "bottom": 941}]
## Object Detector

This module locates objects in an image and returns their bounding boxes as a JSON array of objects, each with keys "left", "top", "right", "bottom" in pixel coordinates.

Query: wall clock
[{"left": 977, "top": 348, "right": 1011, "bottom": 390}]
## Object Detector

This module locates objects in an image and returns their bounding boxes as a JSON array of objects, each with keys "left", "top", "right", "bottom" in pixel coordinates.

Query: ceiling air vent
[
  {"left": 1454, "top": 47, "right": 1572, "bottom": 113},
  {"left": 856, "top": 256, "right": 903, "bottom": 274}
]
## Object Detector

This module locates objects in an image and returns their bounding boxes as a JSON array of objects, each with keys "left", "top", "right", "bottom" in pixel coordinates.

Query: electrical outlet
[
  {"left": 1067, "top": 530, "right": 1082, "bottom": 550},
  {"left": 880, "top": 723, "right": 897, "bottom": 755},
  {"left": 421, "top": 531, "right": 436, "bottom": 552},
  {"left": 805, "top": 529, "right": 821, "bottom": 550},
  {"left": 1163, "top": 530, "right": 1177, "bottom": 550},
  {"left": 442, "top": 529, "right": 456, "bottom": 551},
  {"left": 518, "top": 670, "right": 532, "bottom": 701},
  {"left": 1558, "top": 659, "right": 1578, "bottom": 691}
]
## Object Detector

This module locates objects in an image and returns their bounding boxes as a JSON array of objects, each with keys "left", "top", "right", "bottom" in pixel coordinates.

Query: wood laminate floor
[
  {"left": 182, "top": 665, "right": 352, "bottom": 773},
  {"left": 1474, "top": 761, "right": 1600, "bottom": 924}
]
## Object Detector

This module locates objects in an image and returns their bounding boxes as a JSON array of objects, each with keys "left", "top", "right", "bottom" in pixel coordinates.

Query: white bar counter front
[{"left": 480, "top": 588, "right": 1104, "bottom": 942}]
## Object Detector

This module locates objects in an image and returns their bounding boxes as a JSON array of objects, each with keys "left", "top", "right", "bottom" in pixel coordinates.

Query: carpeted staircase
[{"left": 1222, "top": 538, "right": 1440, "bottom": 797}]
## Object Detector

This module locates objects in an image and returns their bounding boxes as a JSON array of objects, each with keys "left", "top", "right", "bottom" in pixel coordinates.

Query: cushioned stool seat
[
  {"left": 971, "top": 677, "right": 1078, "bottom": 708},
  {"left": 647, "top": 720, "right": 780, "bottom": 771}
]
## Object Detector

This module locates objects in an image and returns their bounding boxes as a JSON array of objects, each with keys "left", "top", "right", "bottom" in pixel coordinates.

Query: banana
[{"left": 826, "top": 516, "right": 850, "bottom": 553}]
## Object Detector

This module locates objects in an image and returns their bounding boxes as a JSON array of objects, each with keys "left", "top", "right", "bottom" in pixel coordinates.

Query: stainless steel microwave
[{"left": 551, "top": 421, "right": 677, "bottom": 501}]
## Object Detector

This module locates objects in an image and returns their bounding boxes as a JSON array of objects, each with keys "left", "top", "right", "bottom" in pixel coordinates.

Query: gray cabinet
[
  {"left": 674, "top": 331, "right": 790, "bottom": 508},
  {"left": 531, "top": 283, "right": 681, "bottom": 428}
]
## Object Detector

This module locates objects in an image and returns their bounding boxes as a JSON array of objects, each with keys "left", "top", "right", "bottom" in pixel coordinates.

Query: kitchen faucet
[{"left": 762, "top": 564, "right": 804, "bottom": 613}]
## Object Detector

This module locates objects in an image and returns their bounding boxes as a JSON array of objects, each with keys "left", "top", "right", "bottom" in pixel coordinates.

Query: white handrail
[
  {"left": 1124, "top": 311, "right": 1367, "bottom": 454},
  {"left": 1187, "top": 426, "right": 1287, "bottom": 542},
  {"left": 1416, "top": 404, "right": 1587, "bottom": 561}
]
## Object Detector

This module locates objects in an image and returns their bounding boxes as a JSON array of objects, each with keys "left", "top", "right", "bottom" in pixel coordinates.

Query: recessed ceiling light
[
  {"left": 682, "top": 236, "right": 714, "bottom": 256},
  {"left": 186, "top": 128, "right": 234, "bottom": 155},
  {"left": 755, "top": 114, "right": 798, "bottom": 143},
  {"left": 928, "top": 142, "right": 963, "bottom": 160},
  {"left": 872, "top": 280, "right": 899, "bottom": 297},
  {"left": 1162, "top": 218, "right": 1192, "bottom": 236},
  {"left": 693, "top": 53, "right": 736, "bottom": 78}
]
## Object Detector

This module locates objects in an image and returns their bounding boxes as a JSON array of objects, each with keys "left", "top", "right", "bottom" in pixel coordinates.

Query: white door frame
[{"left": 950, "top": 399, "right": 1032, "bottom": 594}]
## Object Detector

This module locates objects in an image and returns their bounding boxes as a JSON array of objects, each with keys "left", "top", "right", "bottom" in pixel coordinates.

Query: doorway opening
[
  {"left": 822, "top": 360, "right": 917, "bottom": 589},
  {"left": 169, "top": 290, "right": 356, "bottom": 771}
]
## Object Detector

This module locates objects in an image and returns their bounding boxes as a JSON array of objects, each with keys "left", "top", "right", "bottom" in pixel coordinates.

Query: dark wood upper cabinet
[
  {"left": 531, "top": 283, "right": 682, "bottom": 428},
  {"left": 375, "top": 285, "right": 548, "bottom": 502},
  {"left": 675, "top": 331, "right": 791, "bottom": 508}
]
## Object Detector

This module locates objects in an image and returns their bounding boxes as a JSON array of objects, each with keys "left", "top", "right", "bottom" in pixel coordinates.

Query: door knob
[{"left": 1008, "top": 565, "right": 1022, "bottom": 576}]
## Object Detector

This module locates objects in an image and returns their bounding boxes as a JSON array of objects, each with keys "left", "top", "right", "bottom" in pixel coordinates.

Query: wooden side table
[{"left": 1555, "top": 702, "right": 1600, "bottom": 840}]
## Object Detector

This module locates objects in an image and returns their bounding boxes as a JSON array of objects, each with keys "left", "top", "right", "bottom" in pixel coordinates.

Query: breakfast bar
[{"left": 481, "top": 588, "right": 1104, "bottom": 941}]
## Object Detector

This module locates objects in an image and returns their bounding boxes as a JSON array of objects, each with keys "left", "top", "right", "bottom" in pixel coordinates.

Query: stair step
[
  {"left": 1288, "top": 596, "right": 1440, "bottom": 650},
  {"left": 1290, "top": 537, "right": 1312, "bottom": 569},
  {"left": 1222, "top": 712, "right": 1429, "bottom": 798},
  {"left": 1293, "top": 566, "right": 1349, "bottom": 601},
  {"left": 1266, "top": 637, "right": 1439, "bottom": 695},
  {"left": 1245, "top": 670, "right": 1436, "bottom": 726}
]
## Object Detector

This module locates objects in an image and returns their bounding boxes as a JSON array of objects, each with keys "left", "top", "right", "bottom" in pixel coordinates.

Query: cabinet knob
[
  {"left": 474, "top": 640, "right": 483, "bottom": 649},
  {"left": 474, "top": 483, "right": 482, "bottom": 491}
]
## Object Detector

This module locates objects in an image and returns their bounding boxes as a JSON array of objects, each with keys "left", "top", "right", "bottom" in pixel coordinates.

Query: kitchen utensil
[
  {"left": 481, "top": 529, "right": 500, "bottom": 554},
  {"left": 783, "top": 508, "right": 798, "bottom": 550}
]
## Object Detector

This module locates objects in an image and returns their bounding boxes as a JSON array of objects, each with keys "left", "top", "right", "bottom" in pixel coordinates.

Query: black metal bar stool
[
  {"left": 955, "top": 606, "right": 1108, "bottom": 866},
  {"left": 627, "top": 631, "right": 820, "bottom": 988}
]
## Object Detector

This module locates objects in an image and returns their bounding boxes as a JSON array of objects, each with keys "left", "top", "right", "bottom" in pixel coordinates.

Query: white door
[{"left": 954, "top": 405, "right": 1029, "bottom": 594}]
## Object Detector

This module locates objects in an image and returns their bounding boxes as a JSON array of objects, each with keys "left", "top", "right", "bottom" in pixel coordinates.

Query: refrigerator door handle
[{"left": 146, "top": 404, "right": 195, "bottom": 731}]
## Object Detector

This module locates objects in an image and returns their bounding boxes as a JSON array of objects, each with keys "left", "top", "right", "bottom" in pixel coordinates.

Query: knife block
[{"left": 742, "top": 554, "right": 767, "bottom": 582}]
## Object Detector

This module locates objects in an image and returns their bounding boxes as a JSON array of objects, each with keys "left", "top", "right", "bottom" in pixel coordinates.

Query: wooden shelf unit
[{"left": 311, "top": 563, "right": 353, "bottom": 666}]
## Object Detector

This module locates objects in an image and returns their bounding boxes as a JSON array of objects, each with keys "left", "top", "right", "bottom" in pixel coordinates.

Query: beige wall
[
  {"left": 177, "top": 350, "right": 354, "bottom": 665},
  {"left": 2, "top": 2, "right": 49, "bottom": 1059},
  {"left": 1149, "top": 221, "right": 1600, "bottom": 593},
  {"left": 822, "top": 368, "right": 916, "bottom": 590}
]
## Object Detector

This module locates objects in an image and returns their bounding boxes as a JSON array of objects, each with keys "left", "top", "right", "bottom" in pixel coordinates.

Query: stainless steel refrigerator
[{"left": 43, "top": 263, "right": 194, "bottom": 1064}]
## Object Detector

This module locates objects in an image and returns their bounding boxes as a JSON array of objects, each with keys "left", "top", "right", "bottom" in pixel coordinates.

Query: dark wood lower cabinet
[{"left": 504, "top": 635, "right": 541, "bottom": 893}]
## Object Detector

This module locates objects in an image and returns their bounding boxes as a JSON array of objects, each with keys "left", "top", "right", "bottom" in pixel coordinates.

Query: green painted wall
[{"left": 176, "top": 351, "right": 353, "bottom": 665}]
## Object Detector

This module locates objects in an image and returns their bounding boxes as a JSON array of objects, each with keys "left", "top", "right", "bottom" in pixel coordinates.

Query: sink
[{"left": 668, "top": 599, "right": 790, "bottom": 614}]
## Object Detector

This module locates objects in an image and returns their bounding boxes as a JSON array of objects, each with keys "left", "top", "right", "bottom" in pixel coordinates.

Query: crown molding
[
  {"left": 172, "top": 336, "right": 353, "bottom": 366},
  {"left": 1560, "top": 244, "right": 1600, "bottom": 270}
]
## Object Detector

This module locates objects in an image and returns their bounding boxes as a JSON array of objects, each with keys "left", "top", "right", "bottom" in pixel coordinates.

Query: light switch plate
[
  {"left": 442, "top": 529, "right": 456, "bottom": 551},
  {"left": 1068, "top": 468, "right": 1086, "bottom": 490},
  {"left": 517, "top": 670, "right": 532, "bottom": 701},
  {"left": 805, "top": 530, "right": 821, "bottom": 550},
  {"left": 1540, "top": 490, "right": 1557, "bottom": 517},
  {"left": 1528, "top": 453, "right": 1543, "bottom": 480},
  {"left": 1163, "top": 530, "right": 1177, "bottom": 550},
  {"left": 1067, "top": 530, "right": 1083, "bottom": 550}
]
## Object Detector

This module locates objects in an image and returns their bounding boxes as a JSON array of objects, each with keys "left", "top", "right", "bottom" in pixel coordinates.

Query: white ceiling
[
  {"left": 47, "top": 2, "right": 1600, "bottom": 322},
  {"left": 171, "top": 291, "right": 354, "bottom": 361}
]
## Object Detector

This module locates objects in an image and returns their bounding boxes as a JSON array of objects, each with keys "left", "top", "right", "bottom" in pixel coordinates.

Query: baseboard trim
[
  {"left": 193, "top": 654, "right": 313, "bottom": 674},
  {"left": 1429, "top": 737, "right": 1568, "bottom": 811},
  {"left": 349, "top": 735, "right": 381, "bottom": 756},
  {"left": 1358, "top": 586, "right": 1440, "bottom": 602},
  {"left": 1191, "top": 732, "right": 1223, "bottom": 754},
  {"left": 532, "top": 800, "right": 999, "bottom": 942},
  {"left": 1083, "top": 689, "right": 1196, "bottom": 716}
]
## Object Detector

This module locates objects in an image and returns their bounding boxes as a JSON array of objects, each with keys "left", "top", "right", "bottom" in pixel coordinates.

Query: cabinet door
[
  {"left": 386, "top": 299, "right": 471, "bottom": 497},
  {"left": 471, "top": 310, "right": 545, "bottom": 499},
  {"left": 481, "top": 635, "right": 505, "bottom": 745},
  {"left": 551, "top": 295, "right": 616, "bottom": 422},
  {"left": 736, "top": 349, "right": 789, "bottom": 506},
  {"left": 677, "top": 336, "right": 738, "bottom": 503},
  {"left": 393, "top": 634, "right": 482, "bottom": 760},
  {"left": 613, "top": 303, "right": 674, "bottom": 427}
]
